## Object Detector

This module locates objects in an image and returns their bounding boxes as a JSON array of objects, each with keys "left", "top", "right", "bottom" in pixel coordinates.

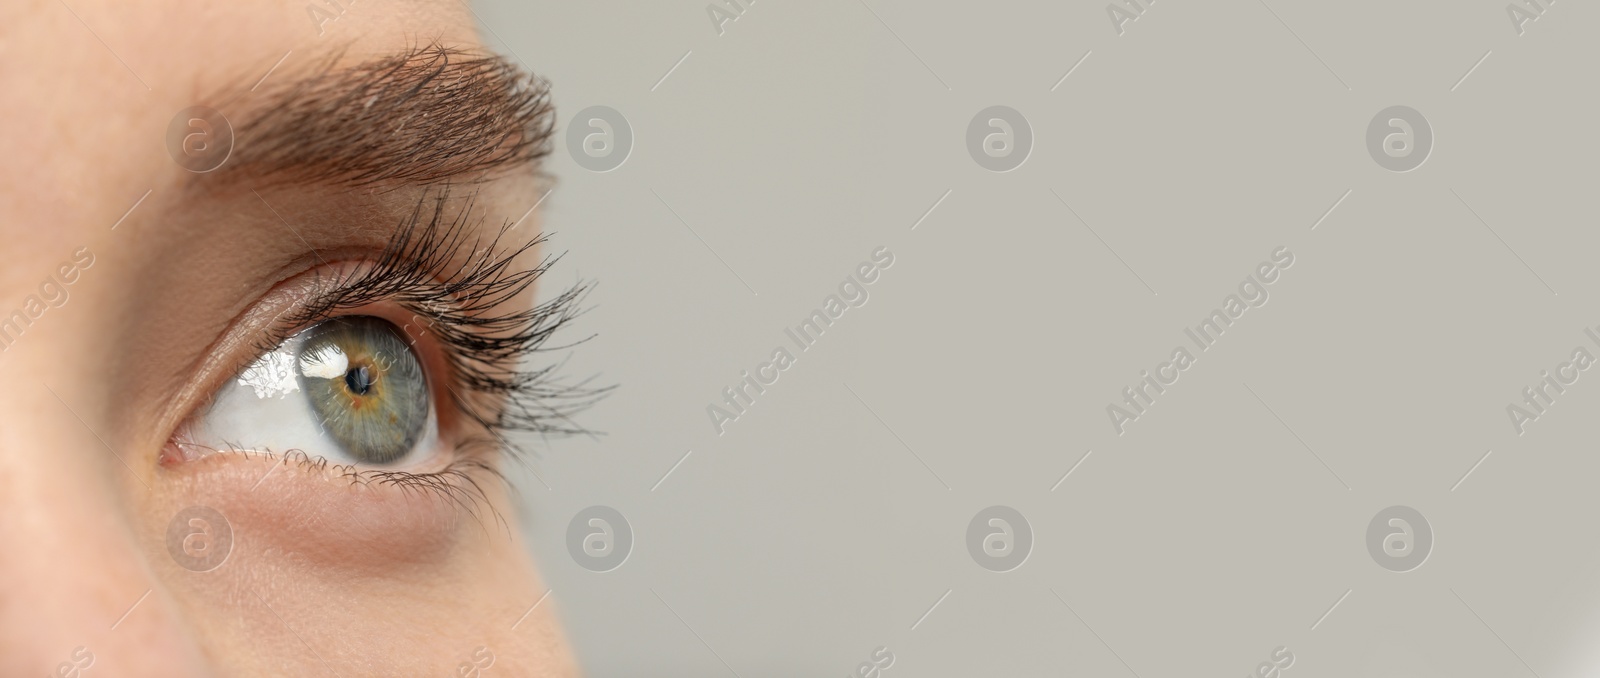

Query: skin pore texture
[{"left": 0, "top": 0, "right": 577, "bottom": 675}]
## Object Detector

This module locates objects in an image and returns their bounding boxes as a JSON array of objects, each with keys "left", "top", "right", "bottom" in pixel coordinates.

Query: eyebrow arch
[{"left": 213, "top": 43, "right": 554, "bottom": 189}]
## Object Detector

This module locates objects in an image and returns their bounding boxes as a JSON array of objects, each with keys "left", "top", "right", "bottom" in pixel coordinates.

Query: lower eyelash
[
  {"left": 178, "top": 442, "right": 510, "bottom": 527},
  {"left": 366, "top": 455, "right": 507, "bottom": 530}
]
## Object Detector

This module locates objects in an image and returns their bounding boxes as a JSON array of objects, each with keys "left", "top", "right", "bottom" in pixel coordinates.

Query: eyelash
[{"left": 230, "top": 186, "right": 606, "bottom": 514}]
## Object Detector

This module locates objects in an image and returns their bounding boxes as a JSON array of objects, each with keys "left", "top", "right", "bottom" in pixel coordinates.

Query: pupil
[{"left": 344, "top": 365, "right": 374, "bottom": 396}]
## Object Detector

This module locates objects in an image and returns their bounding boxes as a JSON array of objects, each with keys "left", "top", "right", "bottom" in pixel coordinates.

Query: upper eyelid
[{"left": 252, "top": 263, "right": 455, "bottom": 358}]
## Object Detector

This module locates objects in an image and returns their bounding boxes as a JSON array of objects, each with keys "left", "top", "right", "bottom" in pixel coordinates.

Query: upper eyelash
[{"left": 260, "top": 185, "right": 610, "bottom": 464}]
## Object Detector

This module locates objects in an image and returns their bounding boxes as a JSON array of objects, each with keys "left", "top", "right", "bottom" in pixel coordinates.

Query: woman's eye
[{"left": 187, "top": 315, "right": 442, "bottom": 469}]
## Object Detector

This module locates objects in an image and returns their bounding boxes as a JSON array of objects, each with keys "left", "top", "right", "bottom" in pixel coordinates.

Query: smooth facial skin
[{"left": 0, "top": 1, "right": 578, "bottom": 675}]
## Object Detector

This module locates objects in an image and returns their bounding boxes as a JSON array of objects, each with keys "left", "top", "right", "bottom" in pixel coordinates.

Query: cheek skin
[{"left": 137, "top": 454, "right": 572, "bottom": 674}]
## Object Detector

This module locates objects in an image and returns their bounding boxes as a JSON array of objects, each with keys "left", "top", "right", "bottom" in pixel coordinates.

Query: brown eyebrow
[{"left": 216, "top": 43, "right": 554, "bottom": 189}]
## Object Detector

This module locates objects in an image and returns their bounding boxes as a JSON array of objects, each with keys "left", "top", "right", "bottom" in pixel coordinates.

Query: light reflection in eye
[
  {"left": 299, "top": 344, "right": 348, "bottom": 380},
  {"left": 237, "top": 350, "right": 299, "bottom": 399}
]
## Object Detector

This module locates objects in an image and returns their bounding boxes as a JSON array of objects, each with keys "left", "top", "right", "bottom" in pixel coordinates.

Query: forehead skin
[
  {"left": 0, "top": 0, "right": 483, "bottom": 285},
  {"left": 0, "top": 1, "right": 572, "bottom": 675}
]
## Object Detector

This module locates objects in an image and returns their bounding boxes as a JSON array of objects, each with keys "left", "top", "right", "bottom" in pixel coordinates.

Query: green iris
[{"left": 296, "top": 316, "right": 429, "bottom": 465}]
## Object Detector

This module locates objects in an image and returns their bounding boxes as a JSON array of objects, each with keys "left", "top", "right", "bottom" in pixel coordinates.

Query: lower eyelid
[{"left": 159, "top": 452, "right": 471, "bottom": 569}]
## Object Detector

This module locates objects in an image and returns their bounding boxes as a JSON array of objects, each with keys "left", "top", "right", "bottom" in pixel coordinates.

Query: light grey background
[{"left": 474, "top": 0, "right": 1600, "bottom": 675}]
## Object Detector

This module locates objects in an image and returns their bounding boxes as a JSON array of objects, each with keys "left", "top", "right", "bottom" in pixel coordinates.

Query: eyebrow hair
[{"left": 220, "top": 43, "right": 555, "bottom": 189}]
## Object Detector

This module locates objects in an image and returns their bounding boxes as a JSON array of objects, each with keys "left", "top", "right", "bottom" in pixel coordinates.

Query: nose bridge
[{"left": 0, "top": 385, "right": 208, "bottom": 676}]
